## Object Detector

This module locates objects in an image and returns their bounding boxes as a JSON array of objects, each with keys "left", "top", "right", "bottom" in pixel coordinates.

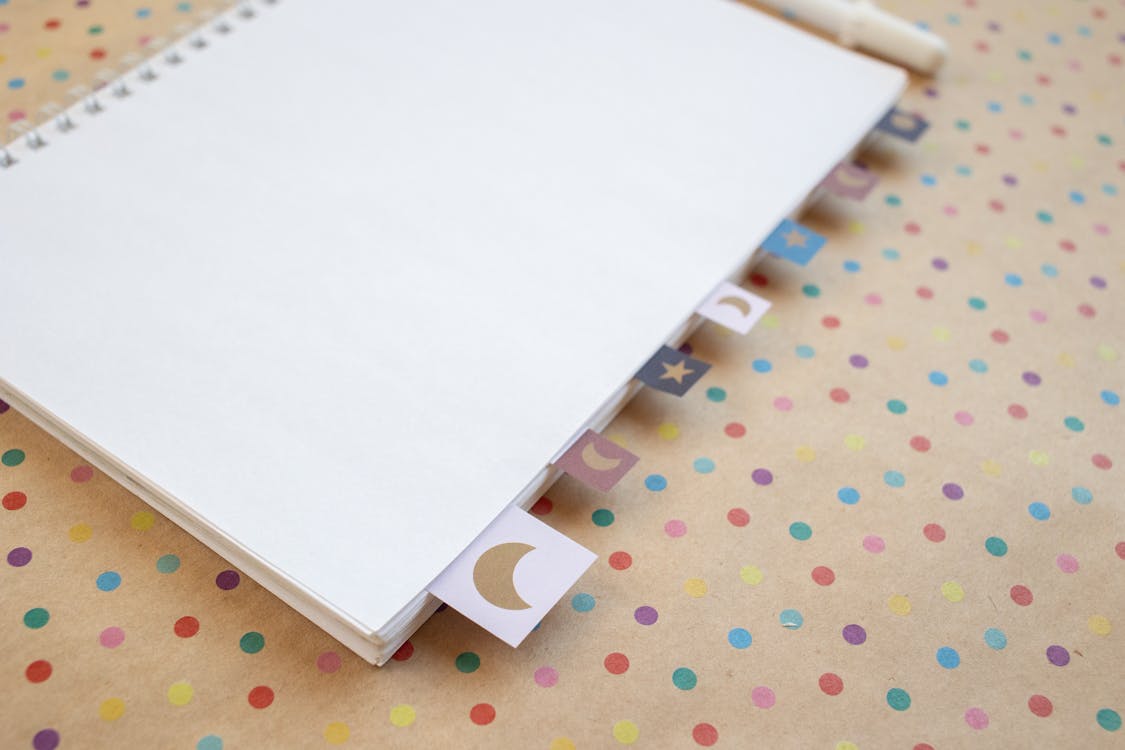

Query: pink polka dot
[
  {"left": 1055, "top": 554, "right": 1078, "bottom": 573},
  {"left": 534, "top": 666, "right": 559, "bottom": 687},
  {"left": 1077, "top": 303, "right": 1096, "bottom": 318},
  {"left": 664, "top": 520, "right": 687, "bottom": 538},
  {"left": 1092, "top": 453, "right": 1112, "bottom": 470},
  {"left": 316, "top": 651, "right": 342, "bottom": 673},
  {"left": 8, "top": 109, "right": 26, "bottom": 122},
  {"left": 99, "top": 626, "right": 125, "bottom": 649},
  {"left": 1029, "top": 309, "right": 1048, "bottom": 323},
  {"left": 943, "top": 204, "right": 958, "bottom": 217},
  {"left": 773, "top": 397, "right": 793, "bottom": 411},
  {"left": 965, "top": 707, "right": 990, "bottom": 730},
  {"left": 862, "top": 535, "right": 886, "bottom": 553},
  {"left": 1093, "top": 223, "right": 1109, "bottom": 236},
  {"left": 954, "top": 411, "right": 974, "bottom": 426},
  {"left": 1009, "top": 128, "right": 1024, "bottom": 140},
  {"left": 70, "top": 465, "right": 94, "bottom": 483},
  {"left": 904, "top": 221, "right": 921, "bottom": 234},
  {"left": 751, "top": 686, "right": 776, "bottom": 708},
  {"left": 864, "top": 293, "right": 883, "bottom": 305},
  {"left": 923, "top": 523, "right": 946, "bottom": 542}
]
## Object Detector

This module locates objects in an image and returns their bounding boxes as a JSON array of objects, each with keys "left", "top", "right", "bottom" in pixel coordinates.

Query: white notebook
[{"left": 0, "top": 0, "right": 904, "bottom": 663}]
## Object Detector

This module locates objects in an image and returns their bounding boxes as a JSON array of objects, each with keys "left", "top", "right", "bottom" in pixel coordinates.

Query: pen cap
[{"left": 847, "top": 1, "right": 948, "bottom": 75}]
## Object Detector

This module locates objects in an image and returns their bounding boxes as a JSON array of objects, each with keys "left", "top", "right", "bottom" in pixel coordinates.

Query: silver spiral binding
[{"left": 0, "top": 1, "right": 273, "bottom": 170}]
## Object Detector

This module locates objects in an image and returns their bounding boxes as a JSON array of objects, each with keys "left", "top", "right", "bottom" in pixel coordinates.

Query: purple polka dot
[
  {"left": 923, "top": 86, "right": 939, "bottom": 98},
  {"left": 849, "top": 354, "right": 869, "bottom": 369},
  {"left": 932, "top": 257, "right": 949, "bottom": 271},
  {"left": 751, "top": 468, "right": 773, "bottom": 486},
  {"left": 33, "top": 729, "right": 60, "bottom": 750},
  {"left": 678, "top": 342, "right": 693, "bottom": 356},
  {"left": 1022, "top": 371, "right": 1042, "bottom": 386},
  {"left": 0, "top": 398, "right": 9, "bottom": 413},
  {"left": 7, "top": 546, "right": 32, "bottom": 567},
  {"left": 215, "top": 569, "right": 241, "bottom": 590},
  {"left": 1046, "top": 645, "right": 1070, "bottom": 666},
  {"left": 842, "top": 624, "right": 867, "bottom": 645},
  {"left": 1090, "top": 275, "right": 1106, "bottom": 289},
  {"left": 634, "top": 606, "right": 659, "bottom": 626},
  {"left": 987, "top": 21, "right": 1002, "bottom": 32},
  {"left": 1062, "top": 103, "right": 1077, "bottom": 115},
  {"left": 1002, "top": 174, "right": 1018, "bottom": 186},
  {"left": 942, "top": 483, "right": 964, "bottom": 500}
]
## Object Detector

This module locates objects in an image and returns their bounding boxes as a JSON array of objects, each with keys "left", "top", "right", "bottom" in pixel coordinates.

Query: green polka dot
[
  {"left": 23, "top": 607, "right": 50, "bottom": 629},
  {"left": 239, "top": 631, "right": 265, "bottom": 654},
  {"left": 88, "top": 24, "right": 104, "bottom": 34},
  {"left": 887, "top": 399, "right": 907, "bottom": 414},
  {"left": 705, "top": 387, "right": 726, "bottom": 402},
  {"left": 1097, "top": 708, "right": 1121, "bottom": 731},
  {"left": 802, "top": 284, "right": 820, "bottom": 298},
  {"left": 1064, "top": 416, "right": 1085, "bottom": 432},
  {"left": 1097, "top": 134, "right": 1113, "bottom": 147},
  {"left": 886, "top": 688, "right": 911, "bottom": 711},
  {"left": 2, "top": 449, "right": 25, "bottom": 467},
  {"left": 156, "top": 554, "right": 181, "bottom": 573},
  {"left": 591, "top": 509, "right": 615, "bottom": 527},
  {"left": 455, "top": 652, "right": 481, "bottom": 673},
  {"left": 984, "top": 536, "right": 1008, "bottom": 557},
  {"left": 672, "top": 667, "right": 697, "bottom": 690},
  {"left": 968, "top": 296, "right": 987, "bottom": 310},
  {"left": 955, "top": 119, "right": 971, "bottom": 131},
  {"left": 789, "top": 522, "right": 812, "bottom": 541}
]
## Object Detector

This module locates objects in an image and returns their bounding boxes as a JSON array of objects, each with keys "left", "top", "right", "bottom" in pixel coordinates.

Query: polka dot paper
[{"left": 1, "top": 1, "right": 1122, "bottom": 748}]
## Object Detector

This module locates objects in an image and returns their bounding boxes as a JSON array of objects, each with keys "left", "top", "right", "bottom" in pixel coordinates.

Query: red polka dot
[
  {"left": 904, "top": 221, "right": 921, "bottom": 234},
  {"left": 727, "top": 508, "right": 750, "bottom": 527},
  {"left": 1116, "top": 541, "right": 1125, "bottom": 560},
  {"left": 26, "top": 660, "right": 52, "bottom": 683},
  {"left": 914, "top": 745, "right": 936, "bottom": 750},
  {"left": 692, "top": 723, "right": 719, "bottom": 746},
  {"left": 604, "top": 652, "right": 630, "bottom": 675},
  {"left": 469, "top": 703, "right": 495, "bottom": 725},
  {"left": 1059, "top": 239, "right": 1076, "bottom": 253},
  {"left": 608, "top": 551, "right": 632, "bottom": 570},
  {"left": 1010, "top": 584, "right": 1034, "bottom": 606},
  {"left": 916, "top": 286, "right": 934, "bottom": 299},
  {"left": 811, "top": 566, "right": 835, "bottom": 586},
  {"left": 749, "top": 272, "right": 769, "bottom": 287},
  {"left": 3, "top": 491, "right": 27, "bottom": 511},
  {"left": 1036, "top": 74, "right": 1051, "bottom": 86},
  {"left": 1008, "top": 404, "right": 1028, "bottom": 419},
  {"left": 70, "top": 465, "right": 94, "bottom": 482},
  {"left": 975, "top": 142, "right": 991, "bottom": 155},
  {"left": 529, "top": 497, "right": 553, "bottom": 515},
  {"left": 909, "top": 436, "right": 931, "bottom": 452},
  {"left": 829, "top": 388, "right": 850, "bottom": 404},
  {"left": 90, "top": 47, "right": 107, "bottom": 60},
  {"left": 989, "top": 199, "right": 1005, "bottom": 212},
  {"left": 1050, "top": 124, "right": 1067, "bottom": 138},
  {"left": 990, "top": 329, "right": 1010, "bottom": 344},
  {"left": 1028, "top": 694, "right": 1053, "bottom": 717},
  {"left": 248, "top": 686, "right": 274, "bottom": 709},
  {"left": 45, "top": 18, "right": 61, "bottom": 29},
  {"left": 724, "top": 422, "right": 746, "bottom": 438},
  {"left": 1077, "top": 303, "right": 1096, "bottom": 318},
  {"left": 923, "top": 523, "right": 946, "bottom": 542},
  {"left": 1092, "top": 453, "right": 1113, "bottom": 470},
  {"left": 821, "top": 315, "right": 841, "bottom": 329},
  {"left": 818, "top": 672, "right": 843, "bottom": 696},
  {"left": 316, "top": 651, "right": 342, "bottom": 673},
  {"left": 391, "top": 640, "right": 414, "bottom": 661},
  {"left": 174, "top": 616, "right": 199, "bottom": 638}
]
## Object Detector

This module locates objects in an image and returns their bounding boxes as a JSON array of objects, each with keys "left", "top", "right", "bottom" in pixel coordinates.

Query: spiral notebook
[{"left": 0, "top": 0, "right": 905, "bottom": 664}]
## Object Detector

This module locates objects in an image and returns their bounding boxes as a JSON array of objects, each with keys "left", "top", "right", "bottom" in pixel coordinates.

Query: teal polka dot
[
  {"left": 1028, "top": 502, "right": 1051, "bottom": 521},
  {"left": 727, "top": 628, "right": 752, "bottom": 649},
  {"left": 984, "top": 536, "right": 1008, "bottom": 557},
  {"left": 1017, "top": 49, "right": 1032, "bottom": 61},
  {"left": 955, "top": 164, "right": 972, "bottom": 176},
  {"left": 788, "top": 522, "right": 812, "bottom": 541},
  {"left": 156, "top": 554, "right": 181, "bottom": 573},
  {"left": 887, "top": 399, "right": 908, "bottom": 414},
  {"left": 23, "top": 607, "right": 49, "bottom": 629},
  {"left": 842, "top": 260, "right": 861, "bottom": 273},
  {"left": 705, "top": 387, "right": 726, "bottom": 402},
  {"left": 1036, "top": 210, "right": 1054, "bottom": 224},
  {"left": 1063, "top": 416, "right": 1085, "bottom": 432},
  {"left": 802, "top": 284, "right": 821, "bottom": 298},
  {"left": 886, "top": 688, "right": 911, "bottom": 711},
  {"left": 884, "top": 470, "right": 905, "bottom": 488},
  {"left": 1097, "top": 134, "right": 1113, "bottom": 146},
  {"left": 969, "top": 358, "right": 988, "bottom": 373},
  {"left": 644, "top": 474, "right": 667, "bottom": 492},
  {"left": 1071, "top": 486, "right": 1093, "bottom": 505},
  {"left": 197, "top": 737, "right": 223, "bottom": 750},
  {"left": 96, "top": 571, "right": 121, "bottom": 591},
  {"left": 51, "top": 69, "right": 70, "bottom": 82},
  {"left": 885, "top": 194, "right": 902, "bottom": 207},
  {"left": 591, "top": 509, "right": 615, "bottom": 527},
  {"left": 752, "top": 359, "right": 772, "bottom": 373},
  {"left": 779, "top": 609, "right": 803, "bottom": 629},
  {"left": 795, "top": 345, "right": 815, "bottom": 359},
  {"left": 955, "top": 118, "right": 971, "bottom": 130},
  {"left": 881, "top": 248, "right": 900, "bottom": 260},
  {"left": 968, "top": 296, "right": 987, "bottom": 310},
  {"left": 692, "top": 457, "right": 715, "bottom": 474},
  {"left": 935, "top": 647, "right": 960, "bottom": 669},
  {"left": 672, "top": 667, "right": 697, "bottom": 690},
  {"left": 455, "top": 652, "right": 481, "bottom": 673},
  {"left": 1103, "top": 184, "right": 1119, "bottom": 197},
  {"left": 176, "top": 2, "right": 193, "bottom": 11},
  {"left": 1097, "top": 708, "right": 1122, "bottom": 732},
  {"left": 929, "top": 371, "right": 949, "bottom": 386},
  {"left": 837, "top": 487, "right": 860, "bottom": 505},
  {"left": 239, "top": 631, "right": 265, "bottom": 654},
  {"left": 571, "top": 593, "right": 596, "bottom": 612},
  {"left": 983, "top": 628, "right": 1008, "bottom": 650},
  {"left": 1, "top": 449, "right": 25, "bottom": 467},
  {"left": 1019, "top": 93, "right": 1035, "bottom": 105},
  {"left": 1041, "top": 263, "right": 1059, "bottom": 278}
]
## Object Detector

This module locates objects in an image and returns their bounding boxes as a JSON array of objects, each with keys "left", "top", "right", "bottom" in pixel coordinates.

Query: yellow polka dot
[
  {"left": 739, "top": 565, "right": 763, "bottom": 585},
  {"left": 888, "top": 595, "right": 912, "bottom": 616},
  {"left": 550, "top": 739, "right": 577, "bottom": 750},
  {"left": 99, "top": 698, "right": 126, "bottom": 721},
  {"left": 0, "top": 54, "right": 6, "bottom": 65},
  {"left": 886, "top": 336, "right": 907, "bottom": 351},
  {"left": 987, "top": 70, "right": 1004, "bottom": 83},
  {"left": 1032, "top": 160, "right": 1050, "bottom": 174},
  {"left": 966, "top": 241, "right": 983, "bottom": 256},
  {"left": 843, "top": 434, "right": 865, "bottom": 451},
  {"left": 389, "top": 705, "right": 416, "bottom": 727},
  {"left": 847, "top": 220, "right": 865, "bottom": 235},
  {"left": 69, "top": 523, "right": 93, "bottom": 542},
  {"left": 613, "top": 720, "right": 639, "bottom": 745},
  {"left": 932, "top": 326, "right": 952, "bottom": 343},
  {"left": 941, "top": 581, "right": 965, "bottom": 603},
  {"left": 167, "top": 681, "right": 193, "bottom": 706},
  {"left": 684, "top": 578, "right": 708, "bottom": 598},
  {"left": 1070, "top": 156, "right": 1086, "bottom": 170},
  {"left": 1004, "top": 236, "right": 1023, "bottom": 249},
  {"left": 836, "top": 742, "right": 859, "bottom": 750},
  {"left": 1057, "top": 352, "right": 1075, "bottom": 367},
  {"left": 1028, "top": 450, "right": 1049, "bottom": 466},
  {"left": 131, "top": 511, "right": 155, "bottom": 531},
  {"left": 1089, "top": 615, "right": 1111, "bottom": 636},
  {"left": 1090, "top": 89, "right": 1105, "bottom": 103},
  {"left": 795, "top": 445, "right": 816, "bottom": 463},
  {"left": 1097, "top": 344, "right": 1118, "bottom": 362},
  {"left": 981, "top": 459, "right": 1002, "bottom": 477},
  {"left": 324, "top": 722, "right": 350, "bottom": 745},
  {"left": 607, "top": 434, "right": 629, "bottom": 448},
  {"left": 657, "top": 422, "right": 679, "bottom": 441},
  {"left": 36, "top": 47, "right": 52, "bottom": 59},
  {"left": 761, "top": 313, "right": 780, "bottom": 329}
]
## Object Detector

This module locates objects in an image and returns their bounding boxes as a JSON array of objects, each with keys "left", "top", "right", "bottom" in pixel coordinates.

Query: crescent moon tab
[
  {"left": 581, "top": 440, "right": 623, "bottom": 472},
  {"left": 716, "top": 295, "right": 752, "bottom": 317},
  {"left": 473, "top": 542, "right": 535, "bottom": 610},
  {"left": 556, "top": 429, "right": 640, "bottom": 492}
]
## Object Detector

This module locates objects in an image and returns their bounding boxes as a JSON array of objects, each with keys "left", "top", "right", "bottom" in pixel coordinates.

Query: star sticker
[
  {"left": 660, "top": 360, "right": 694, "bottom": 383},
  {"left": 783, "top": 228, "right": 808, "bottom": 247},
  {"left": 636, "top": 346, "right": 711, "bottom": 396}
]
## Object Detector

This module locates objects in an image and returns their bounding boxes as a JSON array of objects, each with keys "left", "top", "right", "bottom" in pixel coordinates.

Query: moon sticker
[
  {"left": 473, "top": 542, "right": 535, "bottom": 610},
  {"left": 581, "top": 441, "right": 624, "bottom": 472},
  {"left": 716, "top": 295, "right": 752, "bottom": 317}
]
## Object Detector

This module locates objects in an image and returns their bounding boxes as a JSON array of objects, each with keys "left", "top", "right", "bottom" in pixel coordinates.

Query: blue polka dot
[
  {"left": 842, "top": 260, "right": 861, "bottom": 273},
  {"left": 837, "top": 487, "right": 860, "bottom": 505},
  {"left": 921, "top": 173, "right": 937, "bottom": 186},
  {"left": 969, "top": 358, "right": 988, "bottom": 373},
  {"left": 1101, "top": 389, "right": 1120, "bottom": 406},
  {"left": 936, "top": 646, "right": 961, "bottom": 669},
  {"left": 779, "top": 609, "right": 803, "bottom": 630},
  {"left": 705, "top": 387, "right": 726, "bottom": 402},
  {"left": 884, "top": 471, "right": 905, "bottom": 488},
  {"left": 1071, "top": 486, "right": 1093, "bottom": 505},
  {"left": 96, "top": 571, "right": 122, "bottom": 592},
  {"left": 1004, "top": 273, "right": 1023, "bottom": 287},
  {"left": 1028, "top": 502, "right": 1051, "bottom": 521},
  {"left": 795, "top": 345, "right": 815, "bottom": 359},
  {"left": 693, "top": 457, "right": 715, "bottom": 474},
  {"left": 881, "top": 248, "right": 900, "bottom": 261},
  {"left": 986, "top": 101, "right": 1003, "bottom": 113},
  {"left": 7, "top": 78, "right": 25, "bottom": 90},
  {"left": 928, "top": 371, "right": 949, "bottom": 386},
  {"left": 644, "top": 474, "right": 667, "bottom": 492},
  {"left": 1041, "top": 263, "right": 1059, "bottom": 278},
  {"left": 1069, "top": 190, "right": 1085, "bottom": 204},
  {"left": 752, "top": 359, "right": 772, "bottom": 373},
  {"left": 727, "top": 628, "right": 752, "bottom": 649},
  {"left": 984, "top": 628, "right": 1008, "bottom": 650},
  {"left": 197, "top": 737, "right": 223, "bottom": 750},
  {"left": 571, "top": 593, "right": 596, "bottom": 612},
  {"left": 1046, "top": 32, "right": 1061, "bottom": 44},
  {"left": 136, "top": 8, "right": 152, "bottom": 18}
]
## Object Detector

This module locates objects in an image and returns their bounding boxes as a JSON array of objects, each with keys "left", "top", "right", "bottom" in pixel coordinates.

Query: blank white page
[{"left": 0, "top": 0, "right": 904, "bottom": 632}]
